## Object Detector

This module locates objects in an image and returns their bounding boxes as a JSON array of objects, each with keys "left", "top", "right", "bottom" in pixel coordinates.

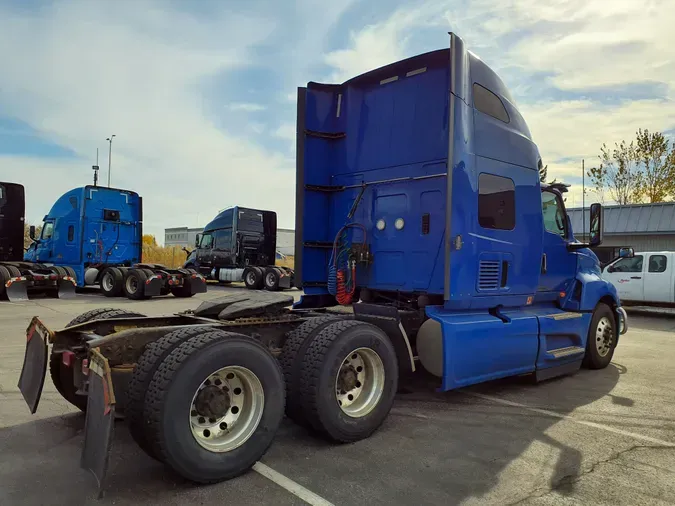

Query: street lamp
[{"left": 106, "top": 134, "right": 116, "bottom": 187}]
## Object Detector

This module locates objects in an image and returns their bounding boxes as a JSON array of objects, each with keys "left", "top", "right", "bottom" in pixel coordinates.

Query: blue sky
[{"left": 0, "top": 0, "right": 673, "bottom": 241}]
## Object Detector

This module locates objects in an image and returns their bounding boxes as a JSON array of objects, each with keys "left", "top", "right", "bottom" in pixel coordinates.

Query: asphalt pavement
[{"left": 1, "top": 286, "right": 674, "bottom": 505}]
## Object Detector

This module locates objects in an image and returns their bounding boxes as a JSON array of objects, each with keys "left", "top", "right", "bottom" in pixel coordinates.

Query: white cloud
[
  {"left": 228, "top": 103, "right": 267, "bottom": 112},
  {"left": 0, "top": 1, "right": 295, "bottom": 239}
]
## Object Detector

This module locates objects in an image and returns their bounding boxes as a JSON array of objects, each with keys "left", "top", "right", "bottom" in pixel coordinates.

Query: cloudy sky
[{"left": 1, "top": 0, "right": 673, "bottom": 242}]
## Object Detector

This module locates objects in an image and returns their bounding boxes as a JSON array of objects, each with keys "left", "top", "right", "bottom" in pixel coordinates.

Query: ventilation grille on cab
[{"left": 478, "top": 260, "right": 501, "bottom": 290}]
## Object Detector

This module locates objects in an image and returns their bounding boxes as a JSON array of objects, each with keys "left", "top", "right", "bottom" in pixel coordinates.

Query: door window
[
  {"left": 199, "top": 233, "right": 213, "bottom": 248},
  {"left": 648, "top": 255, "right": 667, "bottom": 273},
  {"left": 214, "top": 229, "right": 233, "bottom": 250},
  {"left": 41, "top": 222, "right": 54, "bottom": 239},
  {"left": 612, "top": 255, "right": 643, "bottom": 273},
  {"left": 541, "top": 191, "right": 567, "bottom": 238}
]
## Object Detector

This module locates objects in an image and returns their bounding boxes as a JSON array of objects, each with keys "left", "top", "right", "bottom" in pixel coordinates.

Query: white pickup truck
[{"left": 602, "top": 251, "right": 675, "bottom": 304}]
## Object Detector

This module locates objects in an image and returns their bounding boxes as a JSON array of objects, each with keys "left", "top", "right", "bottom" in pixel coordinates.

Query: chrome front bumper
[{"left": 616, "top": 307, "right": 628, "bottom": 335}]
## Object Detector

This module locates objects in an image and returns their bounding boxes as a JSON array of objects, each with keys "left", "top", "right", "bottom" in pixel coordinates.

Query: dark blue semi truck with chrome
[{"left": 18, "top": 33, "right": 626, "bottom": 496}]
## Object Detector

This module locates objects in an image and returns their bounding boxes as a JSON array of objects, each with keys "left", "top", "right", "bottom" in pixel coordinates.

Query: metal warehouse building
[{"left": 568, "top": 202, "right": 675, "bottom": 264}]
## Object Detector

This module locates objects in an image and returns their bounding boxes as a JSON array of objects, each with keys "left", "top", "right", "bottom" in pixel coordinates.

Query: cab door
[
  {"left": 537, "top": 190, "right": 577, "bottom": 299},
  {"left": 643, "top": 253, "right": 671, "bottom": 303},
  {"left": 603, "top": 255, "right": 645, "bottom": 302}
]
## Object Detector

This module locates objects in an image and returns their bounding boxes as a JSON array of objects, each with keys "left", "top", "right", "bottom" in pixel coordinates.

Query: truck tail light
[
  {"left": 82, "top": 359, "right": 89, "bottom": 376},
  {"left": 62, "top": 350, "right": 75, "bottom": 367}
]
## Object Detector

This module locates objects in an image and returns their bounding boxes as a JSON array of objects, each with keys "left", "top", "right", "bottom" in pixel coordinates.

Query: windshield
[
  {"left": 41, "top": 222, "right": 54, "bottom": 240},
  {"left": 199, "top": 232, "right": 213, "bottom": 248}
]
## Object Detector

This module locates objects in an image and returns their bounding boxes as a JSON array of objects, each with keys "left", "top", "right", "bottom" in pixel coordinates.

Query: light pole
[{"left": 106, "top": 134, "right": 116, "bottom": 187}]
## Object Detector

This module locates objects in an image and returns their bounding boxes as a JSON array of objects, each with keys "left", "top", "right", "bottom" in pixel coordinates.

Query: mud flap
[
  {"left": 278, "top": 274, "right": 292, "bottom": 290},
  {"left": 6, "top": 277, "right": 29, "bottom": 302},
  {"left": 81, "top": 348, "right": 116, "bottom": 500},
  {"left": 17, "top": 317, "right": 50, "bottom": 413},
  {"left": 144, "top": 276, "right": 163, "bottom": 297},
  {"left": 189, "top": 274, "right": 207, "bottom": 295},
  {"left": 57, "top": 277, "right": 77, "bottom": 299}
]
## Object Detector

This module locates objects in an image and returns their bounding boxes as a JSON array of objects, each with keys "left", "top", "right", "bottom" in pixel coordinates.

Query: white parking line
[
  {"left": 253, "top": 462, "right": 335, "bottom": 506},
  {"left": 465, "top": 392, "right": 675, "bottom": 447}
]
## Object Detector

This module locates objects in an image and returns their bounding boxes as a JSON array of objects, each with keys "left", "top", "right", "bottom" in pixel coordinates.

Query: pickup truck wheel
[
  {"left": 143, "top": 331, "right": 284, "bottom": 483},
  {"left": 243, "top": 267, "right": 262, "bottom": 290},
  {"left": 100, "top": 267, "right": 124, "bottom": 297},
  {"left": 263, "top": 268, "right": 280, "bottom": 291},
  {"left": 584, "top": 303, "right": 616, "bottom": 370},
  {"left": 298, "top": 320, "right": 398, "bottom": 443},
  {"left": 127, "top": 326, "right": 211, "bottom": 460},
  {"left": 279, "top": 316, "right": 347, "bottom": 427},
  {"left": 123, "top": 268, "right": 148, "bottom": 300},
  {"left": 51, "top": 309, "right": 146, "bottom": 412}
]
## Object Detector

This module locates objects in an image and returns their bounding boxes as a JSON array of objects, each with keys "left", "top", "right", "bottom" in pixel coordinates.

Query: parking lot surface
[{"left": 1, "top": 286, "right": 674, "bottom": 505}]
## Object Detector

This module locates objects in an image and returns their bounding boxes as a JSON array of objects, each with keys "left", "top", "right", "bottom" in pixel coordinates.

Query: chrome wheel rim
[
  {"left": 245, "top": 271, "right": 256, "bottom": 286},
  {"left": 265, "top": 272, "right": 276, "bottom": 287},
  {"left": 335, "top": 347, "right": 385, "bottom": 418},
  {"left": 595, "top": 316, "right": 614, "bottom": 357},
  {"left": 189, "top": 366, "right": 264, "bottom": 452},
  {"left": 125, "top": 275, "right": 138, "bottom": 294},
  {"left": 102, "top": 273, "right": 114, "bottom": 292}
]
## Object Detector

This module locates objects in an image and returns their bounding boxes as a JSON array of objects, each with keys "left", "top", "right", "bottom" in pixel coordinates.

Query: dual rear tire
[
  {"left": 243, "top": 266, "right": 283, "bottom": 291},
  {"left": 128, "top": 329, "right": 284, "bottom": 483}
]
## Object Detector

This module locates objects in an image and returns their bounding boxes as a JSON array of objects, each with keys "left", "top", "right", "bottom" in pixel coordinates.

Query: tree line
[
  {"left": 587, "top": 129, "right": 675, "bottom": 205},
  {"left": 538, "top": 129, "right": 675, "bottom": 206}
]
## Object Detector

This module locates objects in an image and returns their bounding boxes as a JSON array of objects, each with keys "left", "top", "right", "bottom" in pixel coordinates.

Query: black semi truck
[
  {"left": 0, "top": 181, "right": 76, "bottom": 301},
  {"left": 183, "top": 206, "right": 294, "bottom": 291}
]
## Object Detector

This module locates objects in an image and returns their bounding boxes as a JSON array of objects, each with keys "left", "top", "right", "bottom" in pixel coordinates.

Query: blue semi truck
[
  {"left": 18, "top": 33, "right": 627, "bottom": 495},
  {"left": 23, "top": 185, "right": 206, "bottom": 300}
]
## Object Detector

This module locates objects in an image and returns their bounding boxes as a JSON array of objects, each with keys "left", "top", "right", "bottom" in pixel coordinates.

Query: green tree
[
  {"left": 634, "top": 128, "right": 675, "bottom": 203},
  {"left": 587, "top": 140, "right": 640, "bottom": 205}
]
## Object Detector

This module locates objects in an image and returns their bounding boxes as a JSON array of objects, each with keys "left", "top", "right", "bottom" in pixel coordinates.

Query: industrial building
[
  {"left": 568, "top": 202, "right": 675, "bottom": 264},
  {"left": 164, "top": 226, "right": 296, "bottom": 257}
]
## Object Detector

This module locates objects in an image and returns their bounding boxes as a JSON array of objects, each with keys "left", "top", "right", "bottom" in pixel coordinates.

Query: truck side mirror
[
  {"left": 589, "top": 203, "right": 603, "bottom": 247},
  {"left": 619, "top": 247, "right": 634, "bottom": 258},
  {"left": 195, "top": 234, "right": 201, "bottom": 248},
  {"left": 29, "top": 225, "right": 36, "bottom": 240}
]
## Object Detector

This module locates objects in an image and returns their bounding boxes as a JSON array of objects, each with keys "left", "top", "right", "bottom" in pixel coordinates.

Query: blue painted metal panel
[
  {"left": 426, "top": 305, "right": 539, "bottom": 391},
  {"left": 24, "top": 186, "right": 141, "bottom": 287},
  {"left": 530, "top": 306, "right": 592, "bottom": 371}
]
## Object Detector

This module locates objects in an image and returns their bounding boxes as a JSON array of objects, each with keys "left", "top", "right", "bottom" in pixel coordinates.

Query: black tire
[
  {"left": 263, "top": 267, "right": 280, "bottom": 291},
  {"left": 0, "top": 265, "right": 9, "bottom": 298},
  {"left": 279, "top": 316, "right": 347, "bottom": 426},
  {"left": 51, "top": 309, "right": 146, "bottom": 412},
  {"left": 50, "top": 266, "right": 67, "bottom": 278},
  {"left": 7, "top": 265, "right": 21, "bottom": 278},
  {"left": 298, "top": 320, "right": 398, "bottom": 443},
  {"left": 123, "top": 268, "right": 148, "bottom": 300},
  {"left": 127, "top": 326, "right": 209, "bottom": 460},
  {"left": 99, "top": 267, "right": 124, "bottom": 297},
  {"left": 243, "top": 267, "right": 262, "bottom": 290},
  {"left": 63, "top": 266, "right": 77, "bottom": 279},
  {"left": 584, "top": 303, "right": 616, "bottom": 370},
  {"left": 143, "top": 331, "right": 285, "bottom": 483}
]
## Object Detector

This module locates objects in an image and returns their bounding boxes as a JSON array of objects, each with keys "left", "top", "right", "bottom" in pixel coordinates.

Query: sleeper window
[{"left": 478, "top": 174, "right": 515, "bottom": 230}]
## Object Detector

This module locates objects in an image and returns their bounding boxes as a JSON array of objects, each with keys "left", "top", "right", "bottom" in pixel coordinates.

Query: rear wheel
[
  {"left": 298, "top": 320, "right": 398, "bottom": 442},
  {"left": 278, "top": 316, "right": 347, "bottom": 426},
  {"left": 263, "top": 268, "right": 280, "bottom": 291},
  {"left": 143, "top": 331, "right": 285, "bottom": 483},
  {"left": 51, "top": 309, "right": 146, "bottom": 412},
  {"left": 100, "top": 267, "right": 124, "bottom": 297},
  {"left": 584, "top": 303, "right": 616, "bottom": 370},
  {"left": 243, "top": 267, "right": 263, "bottom": 290},
  {"left": 7, "top": 265, "right": 21, "bottom": 278},
  {"left": 123, "top": 268, "right": 148, "bottom": 300},
  {"left": 127, "top": 326, "right": 209, "bottom": 459},
  {"left": 0, "top": 265, "right": 10, "bottom": 298}
]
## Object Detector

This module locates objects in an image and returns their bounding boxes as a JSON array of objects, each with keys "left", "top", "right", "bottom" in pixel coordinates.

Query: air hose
[{"left": 328, "top": 223, "right": 367, "bottom": 305}]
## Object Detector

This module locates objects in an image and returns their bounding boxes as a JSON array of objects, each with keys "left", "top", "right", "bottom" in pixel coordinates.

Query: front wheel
[{"left": 584, "top": 303, "right": 616, "bottom": 370}]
